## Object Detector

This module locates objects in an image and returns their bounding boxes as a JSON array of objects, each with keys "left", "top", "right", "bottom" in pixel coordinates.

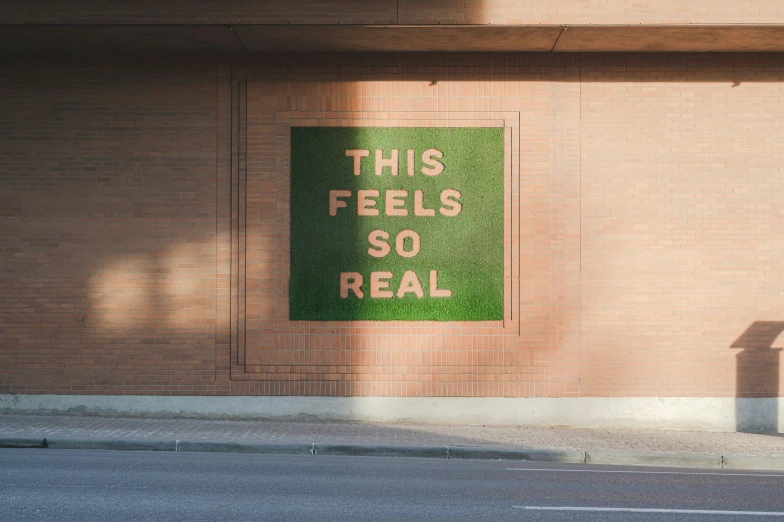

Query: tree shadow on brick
[{"left": 732, "top": 321, "right": 783, "bottom": 434}]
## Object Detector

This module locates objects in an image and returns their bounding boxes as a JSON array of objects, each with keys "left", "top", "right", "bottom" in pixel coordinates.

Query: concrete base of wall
[{"left": 1, "top": 395, "right": 781, "bottom": 433}]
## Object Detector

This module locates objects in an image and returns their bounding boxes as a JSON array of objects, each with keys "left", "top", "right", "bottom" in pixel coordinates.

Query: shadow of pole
[{"left": 731, "top": 321, "right": 784, "bottom": 434}]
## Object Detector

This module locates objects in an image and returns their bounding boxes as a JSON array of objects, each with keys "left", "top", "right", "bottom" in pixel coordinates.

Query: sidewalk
[{"left": 2, "top": 413, "right": 784, "bottom": 470}]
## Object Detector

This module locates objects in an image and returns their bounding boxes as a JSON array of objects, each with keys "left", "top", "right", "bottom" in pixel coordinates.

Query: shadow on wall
[
  {"left": 0, "top": 67, "right": 226, "bottom": 394},
  {"left": 732, "top": 321, "right": 784, "bottom": 434}
]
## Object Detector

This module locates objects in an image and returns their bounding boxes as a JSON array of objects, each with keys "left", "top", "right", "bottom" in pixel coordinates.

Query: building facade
[{"left": 1, "top": 1, "right": 783, "bottom": 431}]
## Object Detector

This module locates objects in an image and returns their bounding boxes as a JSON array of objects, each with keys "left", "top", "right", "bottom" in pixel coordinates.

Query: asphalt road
[{"left": 2, "top": 450, "right": 784, "bottom": 521}]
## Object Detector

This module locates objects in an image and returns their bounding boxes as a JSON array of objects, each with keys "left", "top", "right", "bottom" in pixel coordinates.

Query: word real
[{"left": 332, "top": 148, "right": 461, "bottom": 300}]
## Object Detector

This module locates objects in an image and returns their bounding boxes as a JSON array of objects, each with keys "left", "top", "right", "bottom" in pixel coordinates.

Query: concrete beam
[
  {"left": 554, "top": 25, "right": 784, "bottom": 52},
  {"left": 0, "top": 25, "right": 244, "bottom": 53},
  {"left": 3, "top": 25, "right": 784, "bottom": 53},
  {"left": 232, "top": 25, "right": 562, "bottom": 52}
]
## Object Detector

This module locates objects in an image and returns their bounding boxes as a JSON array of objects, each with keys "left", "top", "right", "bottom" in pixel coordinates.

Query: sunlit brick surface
[{"left": 1, "top": 54, "right": 782, "bottom": 398}]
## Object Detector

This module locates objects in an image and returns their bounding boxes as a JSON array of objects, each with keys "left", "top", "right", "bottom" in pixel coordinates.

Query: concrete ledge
[
  {"left": 449, "top": 447, "right": 585, "bottom": 463},
  {"left": 2, "top": 394, "right": 781, "bottom": 432},
  {"left": 4, "top": 24, "right": 784, "bottom": 53},
  {"left": 586, "top": 451, "right": 723, "bottom": 469},
  {"left": 314, "top": 444, "right": 448, "bottom": 458}
]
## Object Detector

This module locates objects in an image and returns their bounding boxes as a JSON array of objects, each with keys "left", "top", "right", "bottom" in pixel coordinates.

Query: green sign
[{"left": 289, "top": 127, "right": 504, "bottom": 321}]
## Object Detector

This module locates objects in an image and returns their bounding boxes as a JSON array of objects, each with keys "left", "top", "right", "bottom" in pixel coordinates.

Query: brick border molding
[
  {"left": 223, "top": 64, "right": 581, "bottom": 398},
  {"left": 229, "top": 70, "right": 533, "bottom": 395}
]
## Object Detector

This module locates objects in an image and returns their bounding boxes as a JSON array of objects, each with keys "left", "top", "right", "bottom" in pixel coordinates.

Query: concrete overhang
[
  {"left": 556, "top": 25, "right": 784, "bottom": 52},
  {"left": 0, "top": 25, "right": 244, "bottom": 53},
  {"left": 232, "top": 25, "right": 562, "bottom": 52},
  {"left": 2, "top": 24, "right": 784, "bottom": 53}
]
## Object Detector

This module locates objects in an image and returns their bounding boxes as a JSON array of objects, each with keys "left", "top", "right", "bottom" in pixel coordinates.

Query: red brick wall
[
  {"left": 1, "top": 54, "right": 782, "bottom": 398},
  {"left": 579, "top": 55, "right": 784, "bottom": 398},
  {"left": 0, "top": 65, "right": 228, "bottom": 395}
]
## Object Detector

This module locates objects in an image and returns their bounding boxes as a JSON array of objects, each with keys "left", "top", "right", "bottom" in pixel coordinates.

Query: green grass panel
[{"left": 290, "top": 127, "right": 504, "bottom": 321}]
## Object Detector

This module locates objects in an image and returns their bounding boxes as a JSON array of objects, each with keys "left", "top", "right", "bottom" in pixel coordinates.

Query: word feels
[{"left": 329, "top": 189, "right": 462, "bottom": 217}]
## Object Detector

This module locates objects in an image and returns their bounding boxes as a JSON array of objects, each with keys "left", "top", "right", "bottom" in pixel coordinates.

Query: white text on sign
[{"left": 335, "top": 148, "right": 457, "bottom": 299}]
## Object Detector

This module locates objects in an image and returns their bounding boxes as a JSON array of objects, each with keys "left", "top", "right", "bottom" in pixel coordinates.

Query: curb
[
  {"left": 585, "top": 451, "right": 722, "bottom": 469},
  {"left": 46, "top": 438, "right": 177, "bottom": 452},
  {"left": 0, "top": 437, "right": 47, "bottom": 449},
  {"left": 1, "top": 437, "right": 783, "bottom": 471},
  {"left": 450, "top": 447, "right": 585, "bottom": 463},
  {"left": 314, "top": 444, "right": 448, "bottom": 458},
  {"left": 722, "top": 455, "right": 784, "bottom": 471},
  {"left": 178, "top": 441, "right": 313, "bottom": 455}
]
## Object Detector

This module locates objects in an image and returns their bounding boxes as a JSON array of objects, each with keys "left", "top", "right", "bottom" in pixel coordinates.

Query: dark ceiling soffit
[{"left": 2, "top": 25, "right": 784, "bottom": 53}]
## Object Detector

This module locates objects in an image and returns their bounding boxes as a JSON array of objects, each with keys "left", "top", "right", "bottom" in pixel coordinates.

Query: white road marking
[
  {"left": 515, "top": 506, "right": 784, "bottom": 516},
  {"left": 506, "top": 468, "right": 784, "bottom": 477}
]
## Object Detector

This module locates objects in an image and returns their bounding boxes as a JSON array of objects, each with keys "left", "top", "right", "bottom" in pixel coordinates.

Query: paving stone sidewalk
[{"left": 2, "top": 413, "right": 784, "bottom": 457}]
